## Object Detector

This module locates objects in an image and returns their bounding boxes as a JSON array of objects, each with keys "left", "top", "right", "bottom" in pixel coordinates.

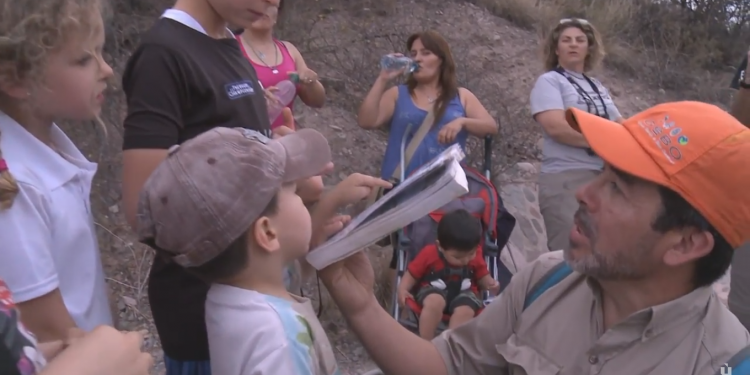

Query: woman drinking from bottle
[
  {"left": 530, "top": 18, "right": 624, "bottom": 252},
  {"left": 357, "top": 29, "right": 498, "bottom": 288},
  {"left": 358, "top": 30, "right": 497, "bottom": 180},
  {"left": 235, "top": 0, "right": 326, "bottom": 130}
]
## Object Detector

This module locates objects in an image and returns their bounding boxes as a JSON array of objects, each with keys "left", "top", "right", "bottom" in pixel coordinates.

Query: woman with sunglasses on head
[{"left": 529, "top": 18, "right": 624, "bottom": 252}]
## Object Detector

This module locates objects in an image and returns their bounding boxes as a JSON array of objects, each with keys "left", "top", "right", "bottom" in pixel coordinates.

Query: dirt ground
[{"left": 57, "top": 0, "right": 739, "bottom": 373}]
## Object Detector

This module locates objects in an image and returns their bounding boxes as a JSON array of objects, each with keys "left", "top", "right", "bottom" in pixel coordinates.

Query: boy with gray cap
[{"left": 135, "top": 127, "right": 387, "bottom": 375}]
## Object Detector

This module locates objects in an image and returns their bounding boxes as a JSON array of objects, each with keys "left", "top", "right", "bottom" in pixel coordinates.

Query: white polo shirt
[{"left": 0, "top": 112, "right": 113, "bottom": 331}]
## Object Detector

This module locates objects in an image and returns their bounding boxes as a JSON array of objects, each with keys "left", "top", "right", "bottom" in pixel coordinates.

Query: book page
[{"left": 322, "top": 144, "right": 465, "bottom": 244}]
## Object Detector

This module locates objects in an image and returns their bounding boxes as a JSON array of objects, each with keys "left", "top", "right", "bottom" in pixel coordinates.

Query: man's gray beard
[{"left": 563, "top": 246, "right": 644, "bottom": 280}]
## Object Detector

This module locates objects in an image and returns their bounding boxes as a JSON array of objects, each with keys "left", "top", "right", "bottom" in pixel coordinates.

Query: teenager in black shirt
[{"left": 121, "top": 0, "right": 279, "bottom": 374}]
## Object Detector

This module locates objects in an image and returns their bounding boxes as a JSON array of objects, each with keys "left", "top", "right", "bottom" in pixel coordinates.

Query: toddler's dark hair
[{"left": 437, "top": 209, "right": 482, "bottom": 252}]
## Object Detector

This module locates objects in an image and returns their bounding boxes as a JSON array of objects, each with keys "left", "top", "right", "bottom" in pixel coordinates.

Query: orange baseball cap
[{"left": 566, "top": 101, "right": 750, "bottom": 248}]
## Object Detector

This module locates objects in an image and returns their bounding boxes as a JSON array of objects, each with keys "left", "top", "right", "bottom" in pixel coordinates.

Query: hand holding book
[{"left": 307, "top": 144, "right": 469, "bottom": 270}]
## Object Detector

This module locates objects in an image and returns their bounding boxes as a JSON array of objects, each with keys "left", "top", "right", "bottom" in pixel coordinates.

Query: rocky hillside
[{"left": 60, "top": 0, "right": 744, "bottom": 373}]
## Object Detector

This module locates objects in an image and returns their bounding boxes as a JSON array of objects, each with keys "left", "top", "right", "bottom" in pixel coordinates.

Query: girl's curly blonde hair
[
  {"left": 0, "top": 0, "right": 105, "bottom": 209},
  {"left": 541, "top": 18, "right": 605, "bottom": 73}
]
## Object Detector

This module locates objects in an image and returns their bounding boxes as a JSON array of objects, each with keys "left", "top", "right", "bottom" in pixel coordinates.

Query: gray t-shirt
[{"left": 530, "top": 70, "right": 622, "bottom": 174}]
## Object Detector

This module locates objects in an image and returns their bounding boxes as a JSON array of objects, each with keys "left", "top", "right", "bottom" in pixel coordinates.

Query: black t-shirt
[
  {"left": 121, "top": 18, "right": 270, "bottom": 361},
  {"left": 731, "top": 56, "right": 747, "bottom": 89}
]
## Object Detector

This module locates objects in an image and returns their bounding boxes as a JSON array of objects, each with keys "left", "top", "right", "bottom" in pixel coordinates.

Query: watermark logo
[{"left": 720, "top": 363, "right": 732, "bottom": 375}]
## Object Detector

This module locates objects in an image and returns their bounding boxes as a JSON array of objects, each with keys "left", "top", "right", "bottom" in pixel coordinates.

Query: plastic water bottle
[
  {"left": 380, "top": 54, "right": 418, "bottom": 74},
  {"left": 266, "top": 80, "right": 297, "bottom": 124}
]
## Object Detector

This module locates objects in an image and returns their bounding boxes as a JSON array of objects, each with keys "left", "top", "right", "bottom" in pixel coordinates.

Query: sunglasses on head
[{"left": 559, "top": 18, "right": 590, "bottom": 25}]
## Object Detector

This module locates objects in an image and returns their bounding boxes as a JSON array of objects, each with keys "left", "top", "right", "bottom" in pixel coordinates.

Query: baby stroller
[{"left": 389, "top": 136, "right": 515, "bottom": 334}]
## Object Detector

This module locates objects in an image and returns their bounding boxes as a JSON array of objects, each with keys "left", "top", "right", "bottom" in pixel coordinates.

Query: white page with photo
[{"left": 307, "top": 144, "right": 469, "bottom": 270}]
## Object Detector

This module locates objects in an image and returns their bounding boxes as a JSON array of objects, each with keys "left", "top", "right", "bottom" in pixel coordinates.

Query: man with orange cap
[{"left": 318, "top": 101, "right": 750, "bottom": 375}]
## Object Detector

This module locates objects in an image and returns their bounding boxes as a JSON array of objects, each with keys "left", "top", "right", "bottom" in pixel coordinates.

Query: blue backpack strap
[
  {"left": 523, "top": 261, "right": 573, "bottom": 311},
  {"left": 716, "top": 345, "right": 750, "bottom": 374}
]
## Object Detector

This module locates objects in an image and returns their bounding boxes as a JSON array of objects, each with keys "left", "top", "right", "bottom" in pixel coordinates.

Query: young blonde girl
[{"left": 0, "top": 0, "right": 115, "bottom": 343}]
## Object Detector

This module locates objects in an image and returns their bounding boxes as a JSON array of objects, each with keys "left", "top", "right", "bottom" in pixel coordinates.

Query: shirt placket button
[{"left": 588, "top": 355, "right": 599, "bottom": 365}]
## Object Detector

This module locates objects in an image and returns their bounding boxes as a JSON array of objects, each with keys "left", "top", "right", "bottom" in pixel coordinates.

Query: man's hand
[
  {"left": 328, "top": 173, "right": 392, "bottom": 208},
  {"left": 318, "top": 251, "right": 378, "bottom": 316}
]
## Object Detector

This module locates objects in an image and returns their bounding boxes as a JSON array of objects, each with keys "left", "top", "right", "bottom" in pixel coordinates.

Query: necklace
[
  {"left": 425, "top": 92, "right": 439, "bottom": 104},
  {"left": 247, "top": 41, "right": 280, "bottom": 74}
]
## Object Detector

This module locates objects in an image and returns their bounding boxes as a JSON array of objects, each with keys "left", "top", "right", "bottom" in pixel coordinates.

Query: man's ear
[
  {"left": 662, "top": 229, "right": 714, "bottom": 267},
  {"left": 251, "top": 216, "right": 281, "bottom": 254}
]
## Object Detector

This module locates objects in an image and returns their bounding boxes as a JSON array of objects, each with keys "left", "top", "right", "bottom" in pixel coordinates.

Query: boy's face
[
  {"left": 441, "top": 247, "right": 477, "bottom": 267},
  {"left": 208, "top": 0, "right": 280, "bottom": 27},
  {"left": 269, "top": 183, "right": 312, "bottom": 262}
]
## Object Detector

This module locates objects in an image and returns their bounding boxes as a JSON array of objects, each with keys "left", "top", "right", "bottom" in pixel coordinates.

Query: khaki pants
[
  {"left": 730, "top": 242, "right": 750, "bottom": 330},
  {"left": 538, "top": 169, "right": 599, "bottom": 251}
]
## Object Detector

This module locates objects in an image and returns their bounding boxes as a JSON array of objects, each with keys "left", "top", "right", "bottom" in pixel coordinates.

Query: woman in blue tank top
[
  {"left": 356, "top": 30, "right": 498, "bottom": 288},
  {"left": 357, "top": 30, "right": 497, "bottom": 180}
]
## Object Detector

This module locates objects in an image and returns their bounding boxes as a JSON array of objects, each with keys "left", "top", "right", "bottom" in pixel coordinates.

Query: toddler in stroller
[
  {"left": 397, "top": 209, "right": 501, "bottom": 339},
  {"left": 388, "top": 139, "right": 516, "bottom": 337}
]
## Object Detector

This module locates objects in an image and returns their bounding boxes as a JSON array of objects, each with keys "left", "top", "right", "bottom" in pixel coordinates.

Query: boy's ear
[{"left": 251, "top": 216, "right": 281, "bottom": 254}]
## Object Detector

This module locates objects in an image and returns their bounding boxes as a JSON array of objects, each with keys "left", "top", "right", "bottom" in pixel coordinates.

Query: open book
[{"left": 306, "top": 144, "right": 470, "bottom": 270}]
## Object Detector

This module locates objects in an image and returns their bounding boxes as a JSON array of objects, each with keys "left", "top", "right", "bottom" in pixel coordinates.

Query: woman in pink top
[{"left": 236, "top": 1, "right": 326, "bottom": 130}]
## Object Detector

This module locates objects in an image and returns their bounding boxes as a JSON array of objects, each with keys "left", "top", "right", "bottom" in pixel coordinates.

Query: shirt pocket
[{"left": 496, "top": 335, "right": 561, "bottom": 375}]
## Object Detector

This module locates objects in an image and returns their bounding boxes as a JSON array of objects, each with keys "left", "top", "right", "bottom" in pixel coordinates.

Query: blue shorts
[{"left": 164, "top": 356, "right": 211, "bottom": 375}]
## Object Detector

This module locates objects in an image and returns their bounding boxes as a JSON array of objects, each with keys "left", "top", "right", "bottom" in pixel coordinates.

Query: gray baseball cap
[{"left": 136, "top": 127, "right": 331, "bottom": 267}]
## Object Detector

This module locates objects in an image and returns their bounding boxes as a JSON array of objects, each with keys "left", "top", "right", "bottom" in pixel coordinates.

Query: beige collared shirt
[{"left": 433, "top": 251, "right": 749, "bottom": 375}]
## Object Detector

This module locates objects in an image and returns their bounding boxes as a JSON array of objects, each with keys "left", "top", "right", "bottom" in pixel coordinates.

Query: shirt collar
[
  {"left": 585, "top": 277, "right": 712, "bottom": 340},
  {"left": 0, "top": 112, "right": 97, "bottom": 190}
]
